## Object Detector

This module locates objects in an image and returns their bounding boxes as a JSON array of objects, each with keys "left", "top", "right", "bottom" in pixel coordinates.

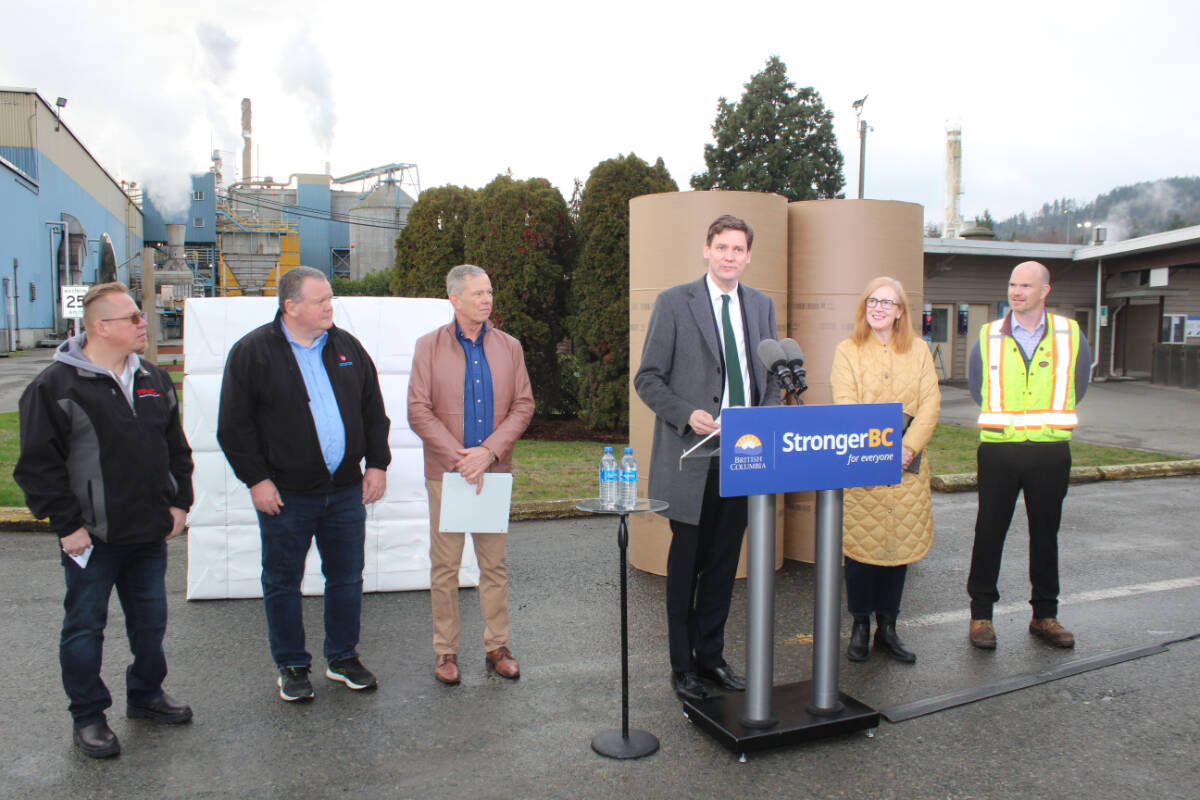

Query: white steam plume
[{"left": 279, "top": 27, "right": 337, "bottom": 155}]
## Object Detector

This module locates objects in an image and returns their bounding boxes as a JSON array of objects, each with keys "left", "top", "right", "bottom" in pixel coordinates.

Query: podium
[{"left": 682, "top": 403, "right": 903, "bottom": 757}]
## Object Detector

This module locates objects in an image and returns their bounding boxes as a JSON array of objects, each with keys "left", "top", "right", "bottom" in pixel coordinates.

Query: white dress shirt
[{"left": 706, "top": 273, "right": 751, "bottom": 411}]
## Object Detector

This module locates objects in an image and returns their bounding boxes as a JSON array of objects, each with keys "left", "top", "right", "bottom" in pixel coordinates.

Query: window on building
[
  {"left": 193, "top": 217, "right": 205, "bottom": 228},
  {"left": 193, "top": 190, "right": 205, "bottom": 201},
  {"left": 1162, "top": 314, "right": 1186, "bottom": 344}
]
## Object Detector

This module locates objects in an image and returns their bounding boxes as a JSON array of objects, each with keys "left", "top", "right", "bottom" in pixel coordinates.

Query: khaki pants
[{"left": 426, "top": 479, "right": 510, "bottom": 655}]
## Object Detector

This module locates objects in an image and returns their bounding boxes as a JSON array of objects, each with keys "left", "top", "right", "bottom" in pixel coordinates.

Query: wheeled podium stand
[{"left": 682, "top": 402, "right": 904, "bottom": 758}]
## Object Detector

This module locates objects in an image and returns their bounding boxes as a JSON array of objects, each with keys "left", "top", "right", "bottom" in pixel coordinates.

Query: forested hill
[{"left": 991, "top": 177, "right": 1200, "bottom": 244}]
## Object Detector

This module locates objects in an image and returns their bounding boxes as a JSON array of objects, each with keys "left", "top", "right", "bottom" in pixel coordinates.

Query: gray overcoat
[{"left": 633, "top": 276, "right": 781, "bottom": 525}]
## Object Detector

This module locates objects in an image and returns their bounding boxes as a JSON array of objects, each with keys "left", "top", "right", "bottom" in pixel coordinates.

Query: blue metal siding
[
  {"left": 0, "top": 151, "right": 141, "bottom": 331},
  {"left": 0, "top": 146, "right": 38, "bottom": 182},
  {"left": 291, "top": 181, "right": 332, "bottom": 274}
]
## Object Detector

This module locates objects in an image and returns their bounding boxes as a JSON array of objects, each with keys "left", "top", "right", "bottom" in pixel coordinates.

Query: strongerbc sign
[{"left": 719, "top": 403, "right": 903, "bottom": 496}]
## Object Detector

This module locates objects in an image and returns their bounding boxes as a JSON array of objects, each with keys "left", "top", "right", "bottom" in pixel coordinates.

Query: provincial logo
[{"left": 733, "top": 434, "right": 763, "bottom": 456}]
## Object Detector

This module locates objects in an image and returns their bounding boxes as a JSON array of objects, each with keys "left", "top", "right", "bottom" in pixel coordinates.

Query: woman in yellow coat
[{"left": 831, "top": 277, "right": 941, "bottom": 663}]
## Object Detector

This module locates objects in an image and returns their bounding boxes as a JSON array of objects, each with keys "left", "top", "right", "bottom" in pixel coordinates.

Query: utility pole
[{"left": 853, "top": 95, "right": 870, "bottom": 199}]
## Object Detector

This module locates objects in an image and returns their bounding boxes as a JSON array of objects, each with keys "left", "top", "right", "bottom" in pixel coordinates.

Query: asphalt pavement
[{"left": 1, "top": 476, "right": 1197, "bottom": 799}]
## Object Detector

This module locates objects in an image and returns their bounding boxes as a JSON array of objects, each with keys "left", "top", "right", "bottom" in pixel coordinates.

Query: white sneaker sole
[
  {"left": 277, "top": 676, "right": 314, "bottom": 702},
  {"left": 324, "top": 667, "right": 376, "bottom": 690}
]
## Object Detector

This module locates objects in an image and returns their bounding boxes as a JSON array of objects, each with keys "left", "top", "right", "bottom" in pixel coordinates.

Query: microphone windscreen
[
  {"left": 780, "top": 338, "right": 805, "bottom": 365},
  {"left": 756, "top": 338, "right": 785, "bottom": 369}
]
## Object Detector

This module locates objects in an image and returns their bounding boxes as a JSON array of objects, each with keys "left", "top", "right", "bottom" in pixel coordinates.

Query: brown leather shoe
[
  {"left": 1029, "top": 617, "right": 1075, "bottom": 648},
  {"left": 969, "top": 619, "right": 997, "bottom": 650},
  {"left": 434, "top": 653, "right": 460, "bottom": 685},
  {"left": 486, "top": 646, "right": 520, "bottom": 679}
]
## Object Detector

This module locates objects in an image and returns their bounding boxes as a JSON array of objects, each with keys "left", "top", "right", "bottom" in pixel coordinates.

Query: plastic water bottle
[
  {"left": 619, "top": 447, "right": 638, "bottom": 510},
  {"left": 599, "top": 446, "right": 618, "bottom": 510}
]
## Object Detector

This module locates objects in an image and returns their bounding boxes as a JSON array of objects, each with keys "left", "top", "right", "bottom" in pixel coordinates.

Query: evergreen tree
[
  {"left": 570, "top": 154, "right": 677, "bottom": 430},
  {"left": 464, "top": 174, "right": 575, "bottom": 414},
  {"left": 392, "top": 185, "right": 475, "bottom": 297},
  {"left": 691, "top": 56, "right": 845, "bottom": 201}
]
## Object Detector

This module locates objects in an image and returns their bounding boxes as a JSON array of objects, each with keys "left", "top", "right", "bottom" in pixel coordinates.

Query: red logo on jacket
[{"left": 136, "top": 388, "right": 162, "bottom": 399}]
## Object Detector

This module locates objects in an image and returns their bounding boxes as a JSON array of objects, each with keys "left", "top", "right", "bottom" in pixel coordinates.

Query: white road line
[{"left": 901, "top": 576, "right": 1200, "bottom": 629}]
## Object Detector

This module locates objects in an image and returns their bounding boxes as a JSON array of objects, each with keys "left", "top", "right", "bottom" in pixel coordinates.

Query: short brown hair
[{"left": 706, "top": 214, "right": 754, "bottom": 249}]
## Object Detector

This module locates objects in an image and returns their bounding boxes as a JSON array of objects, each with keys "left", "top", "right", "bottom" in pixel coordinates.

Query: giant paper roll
[
  {"left": 783, "top": 199, "right": 924, "bottom": 562},
  {"left": 628, "top": 191, "right": 788, "bottom": 576}
]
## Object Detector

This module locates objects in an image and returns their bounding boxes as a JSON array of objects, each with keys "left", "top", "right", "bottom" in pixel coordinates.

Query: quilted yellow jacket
[{"left": 830, "top": 335, "right": 941, "bottom": 566}]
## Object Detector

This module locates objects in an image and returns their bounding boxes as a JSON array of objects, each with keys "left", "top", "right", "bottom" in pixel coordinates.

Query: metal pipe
[
  {"left": 1108, "top": 301, "right": 1126, "bottom": 378},
  {"left": 44, "top": 221, "right": 64, "bottom": 336},
  {"left": 857, "top": 119, "right": 867, "bottom": 199},
  {"left": 740, "top": 493, "right": 777, "bottom": 728},
  {"left": 1093, "top": 258, "right": 1103, "bottom": 378},
  {"left": 808, "top": 488, "right": 844, "bottom": 715}
]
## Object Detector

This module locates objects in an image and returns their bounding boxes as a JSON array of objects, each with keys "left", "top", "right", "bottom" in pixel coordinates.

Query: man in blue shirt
[
  {"left": 408, "top": 265, "right": 534, "bottom": 685},
  {"left": 218, "top": 266, "right": 391, "bottom": 702}
]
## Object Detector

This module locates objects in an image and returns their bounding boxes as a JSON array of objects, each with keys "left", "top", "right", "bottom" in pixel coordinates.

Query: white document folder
[{"left": 439, "top": 472, "right": 514, "bottom": 534}]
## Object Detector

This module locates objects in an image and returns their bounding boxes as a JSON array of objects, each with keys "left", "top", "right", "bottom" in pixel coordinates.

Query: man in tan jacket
[{"left": 407, "top": 264, "right": 534, "bottom": 685}]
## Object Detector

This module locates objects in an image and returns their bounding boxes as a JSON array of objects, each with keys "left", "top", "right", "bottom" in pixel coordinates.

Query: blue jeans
[
  {"left": 60, "top": 539, "right": 168, "bottom": 728},
  {"left": 257, "top": 485, "right": 366, "bottom": 668}
]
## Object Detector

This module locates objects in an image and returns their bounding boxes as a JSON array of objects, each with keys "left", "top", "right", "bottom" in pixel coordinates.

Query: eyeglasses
[
  {"left": 865, "top": 297, "right": 898, "bottom": 310},
  {"left": 100, "top": 311, "right": 148, "bottom": 324}
]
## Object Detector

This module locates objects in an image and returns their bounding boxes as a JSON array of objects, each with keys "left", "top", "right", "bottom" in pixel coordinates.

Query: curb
[
  {"left": 6, "top": 460, "right": 1200, "bottom": 531},
  {"left": 930, "top": 459, "right": 1200, "bottom": 493}
]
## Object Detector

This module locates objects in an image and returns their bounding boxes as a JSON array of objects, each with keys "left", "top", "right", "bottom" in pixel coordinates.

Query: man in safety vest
[{"left": 966, "top": 261, "right": 1092, "bottom": 650}]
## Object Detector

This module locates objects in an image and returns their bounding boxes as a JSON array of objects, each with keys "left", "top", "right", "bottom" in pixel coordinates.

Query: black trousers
[
  {"left": 666, "top": 465, "right": 746, "bottom": 672},
  {"left": 968, "top": 440, "right": 1071, "bottom": 620},
  {"left": 844, "top": 558, "right": 907, "bottom": 618}
]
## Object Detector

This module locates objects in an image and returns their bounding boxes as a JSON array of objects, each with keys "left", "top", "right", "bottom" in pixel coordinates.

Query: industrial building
[
  {"left": 924, "top": 125, "right": 1200, "bottom": 384},
  {"left": 1, "top": 88, "right": 144, "bottom": 350}
]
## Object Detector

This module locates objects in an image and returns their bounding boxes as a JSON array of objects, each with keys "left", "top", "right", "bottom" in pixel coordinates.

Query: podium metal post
[
  {"left": 740, "top": 493, "right": 777, "bottom": 727},
  {"left": 809, "top": 488, "right": 845, "bottom": 714}
]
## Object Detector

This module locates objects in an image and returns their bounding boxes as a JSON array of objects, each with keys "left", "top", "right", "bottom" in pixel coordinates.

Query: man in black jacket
[
  {"left": 16, "top": 282, "right": 194, "bottom": 759},
  {"left": 217, "top": 266, "right": 390, "bottom": 702}
]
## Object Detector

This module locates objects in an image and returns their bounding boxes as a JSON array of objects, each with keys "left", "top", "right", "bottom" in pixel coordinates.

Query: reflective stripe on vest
[{"left": 977, "top": 313, "right": 1079, "bottom": 433}]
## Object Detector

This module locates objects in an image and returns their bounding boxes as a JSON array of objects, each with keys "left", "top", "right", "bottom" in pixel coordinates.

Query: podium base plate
[
  {"left": 591, "top": 729, "right": 659, "bottom": 759},
  {"left": 682, "top": 681, "right": 878, "bottom": 755}
]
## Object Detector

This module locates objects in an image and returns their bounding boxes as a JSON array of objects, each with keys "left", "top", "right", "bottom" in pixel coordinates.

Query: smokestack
[
  {"left": 241, "top": 98, "right": 252, "bottom": 181},
  {"left": 945, "top": 125, "right": 962, "bottom": 239}
]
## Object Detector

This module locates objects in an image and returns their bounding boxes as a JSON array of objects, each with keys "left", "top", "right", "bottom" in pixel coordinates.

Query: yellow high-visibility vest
[{"left": 977, "top": 312, "right": 1081, "bottom": 442}]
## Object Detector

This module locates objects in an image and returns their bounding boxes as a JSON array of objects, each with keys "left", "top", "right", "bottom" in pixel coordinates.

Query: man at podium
[{"left": 634, "top": 214, "right": 781, "bottom": 702}]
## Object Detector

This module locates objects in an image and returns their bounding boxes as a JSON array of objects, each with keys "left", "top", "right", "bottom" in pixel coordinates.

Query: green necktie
[{"left": 721, "top": 294, "right": 746, "bottom": 407}]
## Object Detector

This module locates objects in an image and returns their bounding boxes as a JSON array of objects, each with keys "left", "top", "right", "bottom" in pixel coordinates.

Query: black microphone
[
  {"left": 756, "top": 338, "right": 799, "bottom": 395},
  {"left": 780, "top": 338, "right": 808, "bottom": 395}
]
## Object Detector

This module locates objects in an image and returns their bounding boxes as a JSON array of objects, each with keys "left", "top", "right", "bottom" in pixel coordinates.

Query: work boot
[
  {"left": 874, "top": 614, "right": 916, "bottom": 663},
  {"left": 846, "top": 615, "right": 870, "bottom": 662},
  {"left": 1029, "top": 617, "right": 1075, "bottom": 648},
  {"left": 969, "top": 619, "right": 997, "bottom": 650}
]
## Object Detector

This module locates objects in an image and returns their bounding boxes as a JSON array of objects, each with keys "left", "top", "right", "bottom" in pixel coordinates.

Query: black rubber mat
[{"left": 880, "top": 641, "right": 1173, "bottom": 723}]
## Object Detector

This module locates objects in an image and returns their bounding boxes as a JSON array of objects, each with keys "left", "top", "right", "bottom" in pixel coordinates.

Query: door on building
[{"left": 929, "top": 304, "right": 951, "bottom": 381}]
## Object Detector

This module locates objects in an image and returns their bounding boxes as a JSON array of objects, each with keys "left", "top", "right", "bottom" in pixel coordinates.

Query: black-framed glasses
[
  {"left": 865, "top": 297, "right": 898, "bottom": 310},
  {"left": 100, "top": 311, "right": 148, "bottom": 324}
]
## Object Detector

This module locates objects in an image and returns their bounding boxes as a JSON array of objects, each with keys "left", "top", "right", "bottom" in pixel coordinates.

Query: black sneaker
[
  {"left": 325, "top": 657, "right": 377, "bottom": 690},
  {"left": 277, "top": 666, "right": 314, "bottom": 702}
]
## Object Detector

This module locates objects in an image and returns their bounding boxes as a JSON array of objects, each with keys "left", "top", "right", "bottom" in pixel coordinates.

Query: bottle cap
[
  {"left": 603, "top": 446, "right": 613, "bottom": 453},
  {"left": 624, "top": 447, "right": 633, "bottom": 454}
]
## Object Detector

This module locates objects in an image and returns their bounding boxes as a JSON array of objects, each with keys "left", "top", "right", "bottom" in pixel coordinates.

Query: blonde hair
[
  {"left": 851, "top": 276, "right": 915, "bottom": 353},
  {"left": 82, "top": 282, "right": 131, "bottom": 327}
]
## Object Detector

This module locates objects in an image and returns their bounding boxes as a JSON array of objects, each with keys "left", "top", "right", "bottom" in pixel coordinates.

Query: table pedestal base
[
  {"left": 683, "top": 681, "right": 878, "bottom": 755},
  {"left": 591, "top": 729, "right": 660, "bottom": 759}
]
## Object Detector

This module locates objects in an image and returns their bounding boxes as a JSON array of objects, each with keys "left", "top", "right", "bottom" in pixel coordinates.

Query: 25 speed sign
[{"left": 61, "top": 285, "right": 89, "bottom": 319}]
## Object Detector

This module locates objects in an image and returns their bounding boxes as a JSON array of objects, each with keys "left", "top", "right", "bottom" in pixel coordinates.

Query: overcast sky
[{"left": 4, "top": 0, "right": 1198, "bottom": 231}]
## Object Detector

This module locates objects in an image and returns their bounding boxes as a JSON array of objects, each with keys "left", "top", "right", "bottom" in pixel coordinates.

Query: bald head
[{"left": 1008, "top": 261, "right": 1051, "bottom": 322}]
